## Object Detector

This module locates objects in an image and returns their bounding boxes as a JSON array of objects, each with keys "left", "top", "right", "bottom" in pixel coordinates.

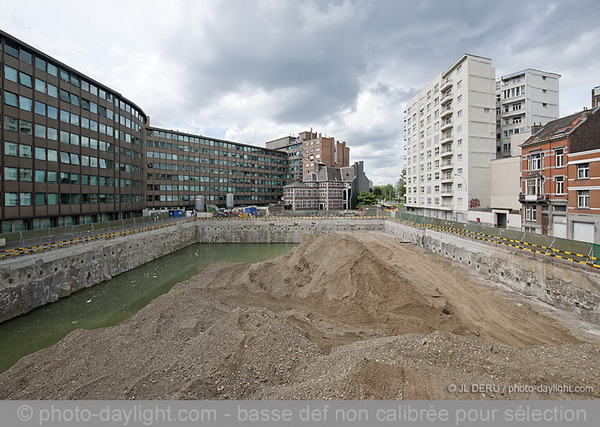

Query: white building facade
[
  {"left": 496, "top": 69, "right": 560, "bottom": 158},
  {"left": 404, "top": 54, "right": 497, "bottom": 221}
]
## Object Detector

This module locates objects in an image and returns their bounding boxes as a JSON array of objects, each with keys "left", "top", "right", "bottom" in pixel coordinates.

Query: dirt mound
[{"left": 1, "top": 231, "right": 598, "bottom": 400}]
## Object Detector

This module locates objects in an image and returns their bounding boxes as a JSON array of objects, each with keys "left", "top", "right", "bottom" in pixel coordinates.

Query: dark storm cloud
[{"left": 3, "top": 0, "right": 599, "bottom": 184}]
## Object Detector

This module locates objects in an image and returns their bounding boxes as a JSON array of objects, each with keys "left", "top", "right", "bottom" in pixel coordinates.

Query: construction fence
[{"left": 391, "top": 211, "right": 600, "bottom": 270}]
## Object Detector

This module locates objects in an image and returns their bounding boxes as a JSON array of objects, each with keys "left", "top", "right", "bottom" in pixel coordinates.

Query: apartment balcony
[
  {"left": 439, "top": 203, "right": 454, "bottom": 210},
  {"left": 441, "top": 119, "right": 454, "bottom": 132},
  {"left": 441, "top": 78, "right": 453, "bottom": 92},
  {"left": 440, "top": 134, "right": 453, "bottom": 144},
  {"left": 502, "top": 109, "right": 524, "bottom": 118},
  {"left": 441, "top": 191, "right": 453, "bottom": 197},
  {"left": 441, "top": 174, "right": 454, "bottom": 183},
  {"left": 440, "top": 105, "right": 453, "bottom": 118},
  {"left": 518, "top": 193, "right": 549, "bottom": 203},
  {"left": 441, "top": 91, "right": 453, "bottom": 103},
  {"left": 440, "top": 162, "right": 453, "bottom": 170},
  {"left": 440, "top": 147, "right": 453, "bottom": 157}
]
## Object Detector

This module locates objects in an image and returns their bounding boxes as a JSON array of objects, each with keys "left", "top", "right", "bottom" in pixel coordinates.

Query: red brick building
[
  {"left": 520, "top": 107, "right": 600, "bottom": 242},
  {"left": 299, "top": 131, "right": 350, "bottom": 178}
]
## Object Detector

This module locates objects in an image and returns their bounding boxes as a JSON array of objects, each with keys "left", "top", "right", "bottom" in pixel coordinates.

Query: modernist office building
[
  {"left": 0, "top": 30, "right": 147, "bottom": 233},
  {"left": 145, "top": 126, "right": 287, "bottom": 209},
  {"left": 0, "top": 30, "right": 295, "bottom": 232}
]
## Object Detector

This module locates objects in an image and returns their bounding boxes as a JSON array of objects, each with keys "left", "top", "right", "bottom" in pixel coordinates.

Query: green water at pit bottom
[{"left": 0, "top": 243, "right": 297, "bottom": 374}]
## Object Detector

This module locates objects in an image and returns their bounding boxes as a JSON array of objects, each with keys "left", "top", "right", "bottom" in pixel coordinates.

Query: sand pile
[{"left": 1, "top": 232, "right": 599, "bottom": 400}]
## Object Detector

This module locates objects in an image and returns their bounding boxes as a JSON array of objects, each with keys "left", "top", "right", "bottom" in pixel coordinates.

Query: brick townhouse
[{"left": 520, "top": 107, "right": 600, "bottom": 242}]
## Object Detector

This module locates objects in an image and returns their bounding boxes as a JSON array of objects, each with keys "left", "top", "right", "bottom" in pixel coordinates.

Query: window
[
  {"left": 577, "top": 190, "right": 590, "bottom": 208},
  {"left": 35, "top": 170, "right": 46, "bottom": 183},
  {"left": 35, "top": 124, "right": 46, "bottom": 138},
  {"left": 4, "top": 116, "right": 18, "bottom": 132},
  {"left": 19, "top": 72, "right": 32, "bottom": 88},
  {"left": 4, "top": 142, "right": 18, "bottom": 156},
  {"left": 528, "top": 153, "right": 543, "bottom": 170},
  {"left": 19, "top": 169, "right": 32, "bottom": 182},
  {"left": 19, "top": 144, "right": 32, "bottom": 158},
  {"left": 526, "top": 178, "right": 542, "bottom": 195},
  {"left": 4, "top": 65, "right": 18, "bottom": 82},
  {"left": 457, "top": 154, "right": 463, "bottom": 162},
  {"left": 457, "top": 110, "right": 462, "bottom": 118},
  {"left": 47, "top": 149, "right": 58, "bottom": 162},
  {"left": 20, "top": 193, "right": 32, "bottom": 206},
  {"left": 525, "top": 205, "right": 537, "bottom": 221},
  {"left": 5, "top": 193, "right": 18, "bottom": 207},
  {"left": 4, "top": 91, "right": 18, "bottom": 107},
  {"left": 555, "top": 149, "right": 564, "bottom": 167},
  {"left": 457, "top": 95, "right": 462, "bottom": 103},
  {"left": 35, "top": 57, "right": 46, "bottom": 71},
  {"left": 577, "top": 163, "right": 589, "bottom": 179},
  {"left": 19, "top": 96, "right": 32, "bottom": 111},
  {"left": 35, "top": 194, "right": 46, "bottom": 206},
  {"left": 47, "top": 83, "right": 58, "bottom": 98},
  {"left": 555, "top": 176, "right": 564, "bottom": 195},
  {"left": 4, "top": 167, "right": 18, "bottom": 181},
  {"left": 35, "top": 101, "right": 46, "bottom": 116}
]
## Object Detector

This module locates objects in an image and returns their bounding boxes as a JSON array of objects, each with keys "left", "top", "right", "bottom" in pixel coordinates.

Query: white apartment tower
[
  {"left": 496, "top": 69, "right": 560, "bottom": 157},
  {"left": 404, "top": 54, "right": 496, "bottom": 221}
]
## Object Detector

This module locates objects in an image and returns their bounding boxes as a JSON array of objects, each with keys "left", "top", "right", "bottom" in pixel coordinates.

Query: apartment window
[
  {"left": 526, "top": 178, "right": 542, "bottom": 195},
  {"left": 555, "top": 176, "right": 564, "bottom": 195},
  {"left": 457, "top": 139, "right": 462, "bottom": 146},
  {"left": 457, "top": 154, "right": 463, "bottom": 162},
  {"left": 457, "top": 64, "right": 463, "bottom": 73},
  {"left": 457, "top": 110, "right": 462, "bottom": 118},
  {"left": 528, "top": 153, "right": 543, "bottom": 170},
  {"left": 457, "top": 80, "right": 462, "bottom": 89},
  {"left": 457, "top": 95, "right": 462, "bottom": 103},
  {"left": 525, "top": 205, "right": 537, "bottom": 221},
  {"left": 577, "top": 190, "right": 590, "bottom": 208},
  {"left": 457, "top": 168, "right": 463, "bottom": 175},
  {"left": 555, "top": 149, "right": 564, "bottom": 167},
  {"left": 577, "top": 163, "right": 590, "bottom": 179}
]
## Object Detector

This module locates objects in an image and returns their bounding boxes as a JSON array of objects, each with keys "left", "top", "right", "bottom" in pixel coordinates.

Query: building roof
[
  {"left": 521, "top": 109, "right": 595, "bottom": 147},
  {"left": 283, "top": 181, "right": 311, "bottom": 189}
]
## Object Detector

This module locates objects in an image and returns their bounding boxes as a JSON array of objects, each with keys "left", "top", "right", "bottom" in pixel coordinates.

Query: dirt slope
[{"left": 1, "top": 232, "right": 598, "bottom": 400}]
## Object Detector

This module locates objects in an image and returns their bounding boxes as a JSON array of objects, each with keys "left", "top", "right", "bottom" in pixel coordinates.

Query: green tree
[
  {"left": 374, "top": 184, "right": 396, "bottom": 202},
  {"left": 395, "top": 168, "right": 406, "bottom": 202},
  {"left": 357, "top": 191, "right": 377, "bottom": 207}
]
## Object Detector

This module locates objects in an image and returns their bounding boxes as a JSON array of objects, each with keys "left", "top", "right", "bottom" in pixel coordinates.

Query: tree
[
  {"left": 357, "top": 191, "right": 377, "bottom": 207},
  {"left": 395, "top": 168, "right": 406, "bottom": 202}
]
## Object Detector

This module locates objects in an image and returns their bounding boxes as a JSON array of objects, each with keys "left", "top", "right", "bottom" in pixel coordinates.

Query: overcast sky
[{"left": 2, "top": 0, "right": 599, "bottom": 185}]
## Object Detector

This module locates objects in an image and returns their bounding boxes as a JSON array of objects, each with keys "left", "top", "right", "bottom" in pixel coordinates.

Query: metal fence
[
  {"left": 0, "top": 213, "right": 171, "bottom": 249},
  {"left": 392, "top": 212, "right": 600, "bottom": 269}
]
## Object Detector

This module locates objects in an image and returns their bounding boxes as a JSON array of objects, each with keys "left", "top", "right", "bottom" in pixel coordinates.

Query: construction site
[{"left": 0, "top": 219, "right": 599, "bottom": 399}]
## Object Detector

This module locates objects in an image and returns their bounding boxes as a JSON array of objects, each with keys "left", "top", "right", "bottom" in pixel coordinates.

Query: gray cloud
[{"left": 1, "top": 0, "right": 599, "bottom": 185}]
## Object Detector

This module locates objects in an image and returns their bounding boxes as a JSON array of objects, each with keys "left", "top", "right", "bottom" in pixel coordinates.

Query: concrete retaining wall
[
  {"left": 1, "top": 217, "right": 599, "bottom": 325},
  {"left": 0, "top": 222, "right": 197, "bottom": 323},
  {"left": 385, "top": 220, "right": 600, "bottom": 325},
  {"left": 196, "top": 219, "right": 385, "bottom": 243}
]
